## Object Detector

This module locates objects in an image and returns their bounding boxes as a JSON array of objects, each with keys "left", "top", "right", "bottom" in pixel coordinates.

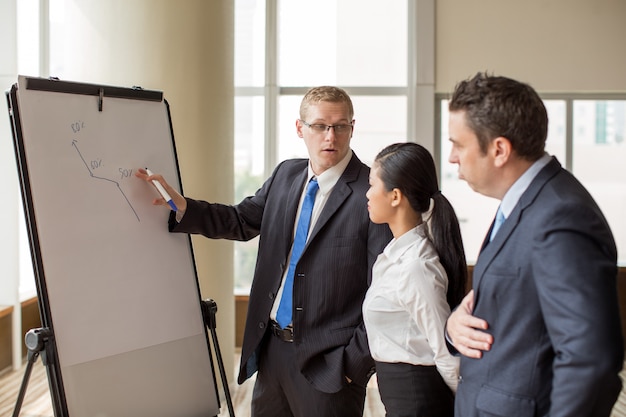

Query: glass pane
[
  {"left": 278, "top": 0, "right": 407, "bottom": 86},
  {"left": 277, "top": 95, "right": 406, "bottom": 166},
  {"left": 16, "top": 0, "right": 41, "bottom": 299},
  {"left": 277, "top": 95, "right": 308, "bottom": 161},
  {"left": 49, "top": 0, "right": 66, "bottom": 77},
  {"left": 17, "top": 0, "right": 40, "bottom": 75},
  {"left": 235, "top": 0, "right": 265, "bottom": 87},
  {"left": 235, "top": 96, "right": 266, "bottom": 192},
  {"left": 234, "top": 96, "right": 265, "bottom": 293},
  {"left": 573, "top": 100, "right": 626, "bottom": 265},
  {"left": 544, "top": 100, "right": 566, "bottom": 163},
  {"left": 350, "top": 96, "right": 407, "bottom": 166}
]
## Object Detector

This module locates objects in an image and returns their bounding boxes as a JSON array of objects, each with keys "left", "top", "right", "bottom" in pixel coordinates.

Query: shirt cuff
[{"left": 175, "top": 208, "right": 186, "bottom": 223}]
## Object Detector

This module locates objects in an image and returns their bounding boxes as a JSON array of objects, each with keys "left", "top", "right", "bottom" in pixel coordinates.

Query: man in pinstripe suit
[{"left": 139, "top": 86, "right": 392, "bottom": 417}]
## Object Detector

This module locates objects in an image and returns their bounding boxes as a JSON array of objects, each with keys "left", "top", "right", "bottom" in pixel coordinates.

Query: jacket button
[
  {"left": 259, "top": 322, "right": 265, "bottom": 329},
  {"left": 268, "top": 292, "right": 274, "bottom": 300},
  {"left": 458, "top": 375, "right": 463, "bottom": 383}
]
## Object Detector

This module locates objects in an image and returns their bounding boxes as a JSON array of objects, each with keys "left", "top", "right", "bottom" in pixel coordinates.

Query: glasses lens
[
  {"left": 309, "top": 124, "right": 328, "bottom": 133},
  {"left": 307, "top": 124, "right": 352, "bottom": 135},
  {"left": 334, "top": 125, "right": 352, "bottom": 134}
]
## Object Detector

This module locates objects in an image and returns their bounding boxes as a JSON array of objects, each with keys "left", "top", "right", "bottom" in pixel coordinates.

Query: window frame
[
  {"left": 234, "top": 0, "right": 436, "bottom": 181},
  {"left": 233, "top": 0, "right": 435, "bottom": 293}
]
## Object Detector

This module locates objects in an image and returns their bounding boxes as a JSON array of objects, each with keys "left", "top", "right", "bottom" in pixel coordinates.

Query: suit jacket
[
  {"left": 170, "top": 153, "right": 392, "bottom": 393},
  {"left": 454, "top": 157, "right": 623, "bottom": 417}
]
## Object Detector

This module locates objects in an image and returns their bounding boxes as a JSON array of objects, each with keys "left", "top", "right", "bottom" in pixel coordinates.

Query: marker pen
[{"left": 145, "top": 168, "right": 178, "bottom": 212}]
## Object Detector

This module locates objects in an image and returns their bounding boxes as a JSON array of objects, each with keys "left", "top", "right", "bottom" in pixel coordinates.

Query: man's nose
[{"left": 324, "top": 127, "right": 337, "bottom": 140}]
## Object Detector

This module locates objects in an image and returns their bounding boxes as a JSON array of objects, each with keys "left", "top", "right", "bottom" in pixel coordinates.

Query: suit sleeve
[
  {"left": 168, "top": 163, "right": 283, "bottom": 241},
  {"left": 533, "top": 202, "right": 623, "bottom": 416}
]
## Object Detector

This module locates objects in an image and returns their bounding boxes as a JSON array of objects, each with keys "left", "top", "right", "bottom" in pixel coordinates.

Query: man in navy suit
[
  {"left": 445, "top": 73, "right": 623, "bottom": 416},
  {"left": 137, "top": 86, "right": 392, "bottom": 417}
]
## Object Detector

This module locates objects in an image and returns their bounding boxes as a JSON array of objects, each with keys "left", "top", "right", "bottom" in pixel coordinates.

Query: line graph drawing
[{"left": 72, "top": 139, "right": 140, "bottom": 221}]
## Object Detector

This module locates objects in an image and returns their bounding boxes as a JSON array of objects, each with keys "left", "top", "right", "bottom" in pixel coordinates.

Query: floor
[
  {"left": 2, "top": 353, "right": 626, "bottom": 417},
  {"left": 0, "top": 351, "right": 384, "bottom": 417}
]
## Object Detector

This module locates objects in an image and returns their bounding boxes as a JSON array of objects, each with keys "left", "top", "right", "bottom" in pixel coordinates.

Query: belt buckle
[{"left": 271, "top": 321, "right": 293, "bottom": 343}]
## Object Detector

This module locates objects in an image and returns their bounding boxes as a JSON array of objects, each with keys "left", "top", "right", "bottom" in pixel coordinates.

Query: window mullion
[
  {"left": 39, "top": 0, "right": 50, "bottom": 77},
  {"left": 265, "top": 0, "right": 278, "bottom": 178}
]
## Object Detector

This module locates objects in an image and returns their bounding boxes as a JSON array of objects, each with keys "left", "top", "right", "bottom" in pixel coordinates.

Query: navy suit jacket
[
  {"left": 454, "top": 157, "right": 623, "bottom": 416},
  {"left": 170, "top": 153, "right": 392, "bottom": 393}
]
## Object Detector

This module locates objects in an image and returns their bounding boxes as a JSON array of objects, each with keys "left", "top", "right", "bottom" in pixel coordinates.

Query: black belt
[{"left": 270, "top": 320, "right": 293, "bottom": 342}]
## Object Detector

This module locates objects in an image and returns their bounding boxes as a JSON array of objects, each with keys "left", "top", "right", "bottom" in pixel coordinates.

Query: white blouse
[{"left": 363, "top": 224, "right": 459, "bottom": 392}]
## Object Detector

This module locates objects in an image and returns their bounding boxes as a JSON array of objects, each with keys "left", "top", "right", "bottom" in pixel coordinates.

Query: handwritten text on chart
[{"left": 70, "top": 120, "right": 140, "bottom": 221}]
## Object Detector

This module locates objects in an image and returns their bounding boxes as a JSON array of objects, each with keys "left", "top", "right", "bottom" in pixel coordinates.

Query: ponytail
[{"left": 429, "top": 192, "right": 467, "bottom": 309}]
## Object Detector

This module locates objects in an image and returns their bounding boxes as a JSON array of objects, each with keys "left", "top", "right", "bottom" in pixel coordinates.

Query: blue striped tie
[
  {"left": 489, "top": 206, "right": 506, "bottom": 242},
  {"left": 276, "top": 178, "right": 319, "bottom": 328}
]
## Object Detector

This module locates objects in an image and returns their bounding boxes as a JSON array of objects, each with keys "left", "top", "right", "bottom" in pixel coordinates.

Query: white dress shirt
[
  {"left": 269, "top": 150, "right": 353, "bottom": 322},
  {"left": 363, "top": 224, "right": 459, "bottom": 392},
  {"left": 499, "top": 153, "right": 552, "bottom": 218}
]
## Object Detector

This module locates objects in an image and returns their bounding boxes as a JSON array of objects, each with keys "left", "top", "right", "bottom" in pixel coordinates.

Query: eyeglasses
[{"left": 299, "top": 120, "right": 353, "bottom": 136}]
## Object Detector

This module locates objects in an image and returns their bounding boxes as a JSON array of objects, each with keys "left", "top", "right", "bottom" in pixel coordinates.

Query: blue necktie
[
  {"left": 489, "top": 206, "right": 506, "bottom": 242},
  {"left": 276, "top": 178, "right": 319, "bottom": 328}
]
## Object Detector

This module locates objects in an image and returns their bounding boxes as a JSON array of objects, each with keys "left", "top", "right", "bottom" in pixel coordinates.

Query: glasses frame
[{"left": 299, "top": 119, "right": 354, "bottom": 136}]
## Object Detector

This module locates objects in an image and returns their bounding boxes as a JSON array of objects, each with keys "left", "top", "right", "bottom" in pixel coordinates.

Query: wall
[
  {"left": 0, "top": 299, "right": 41, "bottom": 372},
  {"left": 0, "top": 306, "right": 14, "bottom": 371},
  {"left": 436, "top": 0, "right": 626, "bottom": 92}
]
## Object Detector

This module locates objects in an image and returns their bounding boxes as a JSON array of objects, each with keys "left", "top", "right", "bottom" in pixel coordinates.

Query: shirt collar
[
  {"left": 383, "top": 223, "right": 428, "bottom": 263},
  {"left": 307, "top": 149, "right": 353, "bottom": 196},
  {"left": 500, "top": 153, "right": 552, "bottom": 218}
]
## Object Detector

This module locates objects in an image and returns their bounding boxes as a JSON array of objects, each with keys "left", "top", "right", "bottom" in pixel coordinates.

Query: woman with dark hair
[{"left": 363, "top": 142, "right": 467, "bottom": 417}]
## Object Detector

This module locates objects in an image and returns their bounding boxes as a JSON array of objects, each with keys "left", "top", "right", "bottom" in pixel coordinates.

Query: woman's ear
[{"left": 391, "top": 188, "right": 402, "bottom": 207}]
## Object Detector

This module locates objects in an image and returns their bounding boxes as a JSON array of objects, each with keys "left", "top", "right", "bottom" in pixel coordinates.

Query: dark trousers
[
  {"left": 251, "top": 331, "right": 366, "bottom": 417},
  {"left": 376, "top": 361, "right": 454, "bottom": 417}
]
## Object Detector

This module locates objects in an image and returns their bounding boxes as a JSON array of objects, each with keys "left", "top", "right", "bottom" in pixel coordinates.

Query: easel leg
[
  {"left": 202, "top": 299, "right": 236, "bottom": 417},
  {"left": 12, "top": 328, "right": 52, "bottom": 417}
]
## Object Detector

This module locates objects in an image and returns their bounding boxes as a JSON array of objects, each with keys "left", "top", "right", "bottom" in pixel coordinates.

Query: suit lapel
[
  {"left": 473, "top": 157, "right": 562, "bottom": 290},
  {"left": 307, "top": 154, "right": 360, "bottom": 244},
  {"left": 283, "top": 169, "right": 309, "bottom": 246}
]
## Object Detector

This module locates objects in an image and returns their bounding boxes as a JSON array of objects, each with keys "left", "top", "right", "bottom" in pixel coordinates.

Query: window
[
  {"left": 9, "top": 0, "right": 69, "bottom": 301},
  {"left": 438, "top": 95, "right": 626, "bottom": 265},
  {"left": 234, "top": 0, "right": 428, "bottom": 293},
  {"left": 572, "top": 100, "right": 626, "bottom": 265}
]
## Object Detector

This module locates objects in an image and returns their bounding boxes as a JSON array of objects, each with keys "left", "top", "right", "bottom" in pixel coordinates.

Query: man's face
[
  {"left": 296, "top": 101, "right": 353, "bottom": 175},
  {"left": 448, "top": 110, "right": 497, "bottom": 198}
]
